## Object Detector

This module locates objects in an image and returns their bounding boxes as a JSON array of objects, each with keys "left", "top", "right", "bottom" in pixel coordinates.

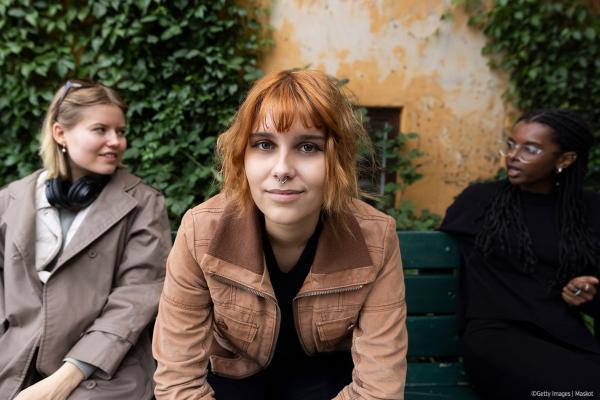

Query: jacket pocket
[
  {"left": 213, "top": 311, "right": 258, "bottom": 353},
  {"left": 315, "top": 315, "right": 356, "bottom": 352}
]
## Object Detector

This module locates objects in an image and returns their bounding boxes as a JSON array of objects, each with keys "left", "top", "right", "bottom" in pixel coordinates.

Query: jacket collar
[
  {"left": 5, "top": 169, "right": 141, "bottom": 275},
  {"left": 204, "top": 202, "right": 376, "bottom": 294}
]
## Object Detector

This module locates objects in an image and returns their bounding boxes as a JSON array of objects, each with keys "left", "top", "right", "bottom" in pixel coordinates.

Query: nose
[
  {"left": 272, "top": 149, "right": 295, "bottom": 183},
  {"left": 506, "top": 146, "right": 519, "bottom": 157},
  {"left": 106, "top": 130, "right": 121, "bottom": 147}
]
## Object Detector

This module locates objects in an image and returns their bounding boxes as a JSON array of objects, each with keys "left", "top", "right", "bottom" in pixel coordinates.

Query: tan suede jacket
[{"left": 153, "top": 194, "right": 407, "bottom": 399}]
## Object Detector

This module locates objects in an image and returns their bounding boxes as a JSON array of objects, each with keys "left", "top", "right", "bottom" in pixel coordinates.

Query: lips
[
  {"left": 100, "top": 152, "right": 119, "bottom": 161},
  {"left": 266, "top": 189, "right": 304, "bottom": 202},
  {"left": 506, "top": 163, "right": 521, "bottom": 178}
]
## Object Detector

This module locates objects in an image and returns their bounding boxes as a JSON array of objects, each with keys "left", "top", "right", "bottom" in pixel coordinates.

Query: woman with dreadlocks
[{"left": 440, "top": 109, "right": 600, "bottom": 399}]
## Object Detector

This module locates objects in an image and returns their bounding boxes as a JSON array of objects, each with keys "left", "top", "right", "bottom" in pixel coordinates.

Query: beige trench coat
[{"left": 0, "top": 169, "right": 171, "bottom": 399}]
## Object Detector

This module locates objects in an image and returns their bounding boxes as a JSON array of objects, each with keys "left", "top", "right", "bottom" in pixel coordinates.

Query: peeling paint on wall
[{"left": 260, "top": 0, "right": 509, "bottom": 215}]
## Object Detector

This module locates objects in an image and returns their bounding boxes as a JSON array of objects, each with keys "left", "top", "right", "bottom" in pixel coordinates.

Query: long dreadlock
[{"left": 475, "top": 109, "right": 600, "bottom": 286}]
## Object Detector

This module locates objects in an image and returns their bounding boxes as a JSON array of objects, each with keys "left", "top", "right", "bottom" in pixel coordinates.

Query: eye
[
  {"left": 93, "top": 126, "right": 106, "bottom": 134},
  {"left": 506, "top": 140, "right": 516, "bottom": 150},
  {"left": 117, "top": 129, "right": 126, "bottom": 137},
  {"left": 524, "top": 145, "right": 542, "bottom": 155},
  {"left": 253, "top": 141, "right": 273, "bottom": 151},
  {"left": 298, "top": 143, "right": 321, "bottom": 153}
]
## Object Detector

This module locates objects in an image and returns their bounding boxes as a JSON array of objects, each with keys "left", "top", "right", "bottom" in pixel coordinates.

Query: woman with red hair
[{"left": 153, "top": 69, "right": 408, "bottom": 399}]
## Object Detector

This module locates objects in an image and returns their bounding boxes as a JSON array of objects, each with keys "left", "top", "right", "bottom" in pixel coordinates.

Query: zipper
[
  {"left": 295, "top": 284, "right": 364, "bottom": 300},
  {"left": 293, "top": 284, "right": 364, "bottom": 355},
  {"left": 209, "top": 273, "right": 281, "bottom": 368}
]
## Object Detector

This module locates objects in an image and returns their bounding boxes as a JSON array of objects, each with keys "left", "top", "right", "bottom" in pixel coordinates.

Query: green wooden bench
[{"left": 399, "top": 231, "right": 479, "bottom": 399}]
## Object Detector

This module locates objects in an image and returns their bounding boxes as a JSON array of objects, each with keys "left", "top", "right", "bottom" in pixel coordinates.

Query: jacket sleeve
[
  {"left": 336, "top": 217, "right": 408, "bottom": 400},
  {"left": 65, "top": 190, "right": 171, "bottom": 378},
  {"left": 153, "top": 210, "right": 215, "bottom": 400}
]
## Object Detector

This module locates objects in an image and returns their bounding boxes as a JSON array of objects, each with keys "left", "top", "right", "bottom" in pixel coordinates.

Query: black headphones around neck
[{"left": 45, "top": 176, "right": 109, "bottom": 211}]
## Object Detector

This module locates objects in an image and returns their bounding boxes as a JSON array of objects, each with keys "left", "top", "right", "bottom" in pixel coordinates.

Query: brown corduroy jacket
[{"left": 153, "top": 194, "right": 407, "bottom": 399}]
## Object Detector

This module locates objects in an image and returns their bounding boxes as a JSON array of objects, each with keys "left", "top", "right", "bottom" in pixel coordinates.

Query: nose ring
[{"left": 276, "top": 175, "right": 288, "bottom": 185}]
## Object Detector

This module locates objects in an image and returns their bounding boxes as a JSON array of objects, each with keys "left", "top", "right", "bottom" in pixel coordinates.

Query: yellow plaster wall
[{"left": 260, "top": 0, "right": 509, "bottom": 216}]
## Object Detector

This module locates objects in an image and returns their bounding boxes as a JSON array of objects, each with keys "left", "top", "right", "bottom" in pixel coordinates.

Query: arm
[
  {"left": 65, "top": 190, "right": 171, "bottom": 378},
  {"left": 336, "top": 217, "right": 407, "bottom": 400},
  {"left": 562, "top": 275, "right": 600, "bottom": 318},
  {"left": 153, "top": 210, "right": 215, "bottom": 400},
  {"left": 14, "top": 363, "right": 84, "bottom": 400}
]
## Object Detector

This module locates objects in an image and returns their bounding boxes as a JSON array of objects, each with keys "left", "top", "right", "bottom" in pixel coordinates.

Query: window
[{"left": 360, "top": 107, "right": 402, "bottom": 196}]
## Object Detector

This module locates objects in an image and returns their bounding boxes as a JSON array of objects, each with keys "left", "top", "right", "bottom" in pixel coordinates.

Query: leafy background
[
  {"left": 457, "top": 0, "right": 600, "bottom": 189},
  {"left": 0, "top": 0, "right": 439, "bottom": 229},
  {"left": 3, "top": 0, "right": 598, "bottom": 229},
  {"left": 0, "top": 0, "right": 269, "bottom": 224}
]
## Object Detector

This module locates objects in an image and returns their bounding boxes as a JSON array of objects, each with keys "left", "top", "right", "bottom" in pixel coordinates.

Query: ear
[
  {"left": 52, "top": 122, "right": 66, "bottom": 148},
  {"left": 556, "top": 151, "right": 577, "bottom": 171}
]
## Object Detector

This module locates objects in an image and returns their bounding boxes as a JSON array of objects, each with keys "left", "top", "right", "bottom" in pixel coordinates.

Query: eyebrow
[
  {"left": 87, "top": 122, "right": 126, "bottom": 130},
  {"left": 250, "top": 131, "right": 326, "bottom": 141},
  {"left": 508, "top": 137, "right": 542, "bottom": 146}
]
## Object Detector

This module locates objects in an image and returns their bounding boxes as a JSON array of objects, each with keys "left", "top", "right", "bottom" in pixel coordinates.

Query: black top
[
  {"left": 263, "top": 216, "right": 322, "bottom": 366},
  {"left": 439, "top": 181, "right": 600, "bottom": 354},
  {"left": 259, "top": 215, "right": 353, "bottom": 397}
]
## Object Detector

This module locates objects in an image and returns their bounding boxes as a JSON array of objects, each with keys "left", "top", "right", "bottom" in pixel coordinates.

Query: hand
[
  {"left": 15, "top": 362, "right": 85, "bottom": 400},
  {"left": 561, "top": 276, "right": 599, "bottom": 306}
]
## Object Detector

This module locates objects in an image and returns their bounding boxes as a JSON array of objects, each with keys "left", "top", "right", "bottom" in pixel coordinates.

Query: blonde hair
[
  {"left": 39, "top": 79, "right": 127, "bottom": 179},
  {"left": 217, "top": 69, "right": 372, "bottom": 218}
]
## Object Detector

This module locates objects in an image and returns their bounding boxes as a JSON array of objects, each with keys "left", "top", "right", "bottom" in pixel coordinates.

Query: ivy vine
[
  {"left": 0, "top": 0, "right": 270, "bottom": 225},
  {"left": 457, "top": 0, "right": 600, "bottom": 188}
]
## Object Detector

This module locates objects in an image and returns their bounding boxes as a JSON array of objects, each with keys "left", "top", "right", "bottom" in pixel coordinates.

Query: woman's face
[
  {"left": 244, "top": 113, "right": 326, "bottom": 231},
  {"left": 504, "top": 121, "right": 564, "bottom": 193},
  {"left": 53, "top": 104, "right": 127, "bottom": 181}
]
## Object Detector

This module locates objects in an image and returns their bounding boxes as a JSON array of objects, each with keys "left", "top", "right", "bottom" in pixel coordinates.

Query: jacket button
[
  {"left": 347, "top": 322, "right": 355, "bottom": 331},
  {"left": 88, "top": 250, "right": 97, "bottom": 258},
  {"left": 85, "top": 380, "right": 97, "bottom": 389},
  {"left": 216, "top": 320, "right": 228, "bottom": 331}
]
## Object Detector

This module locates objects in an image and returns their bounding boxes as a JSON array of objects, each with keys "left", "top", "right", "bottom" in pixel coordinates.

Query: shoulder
[
  {"left": 179, "top": 193, "right": 229, "bottom": 240},
  {"left": 583, "top": 190, "right": 600, "bottom": 205},
  {"left": 115, "top": 169, "right": 158, "bottom": 194},
  {"left": 349, "top": 198, "right": 396, "bottom": 245},
  {"left": 452, "top": 181, "right": 502, "bottom": 207},
  {"left": 0, "top": 170, "right": 42, "bottom": 208},
  {"left": 111, "top": 169, "right": 164, "bottom": 201},
  {"left": 445, "top": 181, "right": 502, "bottom": 216},
  {"left": 583, "top": 190, "right": 600, "bottom": 230},
  {"left": 439, "top": 181, "right": 503, "bottom": 235}
]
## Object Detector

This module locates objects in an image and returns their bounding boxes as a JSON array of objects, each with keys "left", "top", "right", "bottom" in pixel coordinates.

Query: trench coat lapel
[
  {"left": 5, "top": 171, "right": 43, "bottom": 294},
  {"left": 53, "top": 170, "right": 139, "bottom": 271}
]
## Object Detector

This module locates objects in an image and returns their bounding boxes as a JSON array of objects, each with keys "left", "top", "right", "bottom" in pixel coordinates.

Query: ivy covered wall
[
  {"left": 462, "top": 0, "right": 600, "bottom": 188},
  {"left": 0, "top": 0, "right": 269, "bottom": 224}
]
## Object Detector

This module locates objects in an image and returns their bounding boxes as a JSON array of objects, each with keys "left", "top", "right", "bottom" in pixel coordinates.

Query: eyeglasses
[
  {"left": 499, "top": 140, "right": 560, "bottom": 164},
  {"left": 53, "top": 80, "right": 88, "bottom": 121}
]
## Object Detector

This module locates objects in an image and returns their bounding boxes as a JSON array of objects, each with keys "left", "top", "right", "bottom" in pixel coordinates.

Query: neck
[
  {"left": 519, "top": 182, "right": 556, "bottom": 194},
  {"left": 264, "top": 212, "right": 320, "bottom": 272},
  {"left": 265, "top": 213, "right": 320, "bottom": 250}
]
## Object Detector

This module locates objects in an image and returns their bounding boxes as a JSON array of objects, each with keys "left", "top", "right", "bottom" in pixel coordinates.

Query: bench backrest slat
[
  {"left": 400, "top": 231, "right": 462, "bottom": 359},
  {"left": 398, "top": 231, "right": 459, "bottom": 269},
  {"left": 404, "top": 275, "right": 457, "bottom": 314}
]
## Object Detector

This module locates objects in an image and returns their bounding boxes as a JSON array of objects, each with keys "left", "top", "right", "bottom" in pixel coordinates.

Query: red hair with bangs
[{"left": 217, "top": 69, "right": 371, "bottom": 217}]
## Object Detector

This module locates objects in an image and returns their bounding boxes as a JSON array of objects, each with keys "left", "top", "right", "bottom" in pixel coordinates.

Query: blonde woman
[
  {"left": 153, "top": 69, "right": 407, "bottom": 399},
  {"left": 0, "top": 79, "right": 171, "bottom": 399}
]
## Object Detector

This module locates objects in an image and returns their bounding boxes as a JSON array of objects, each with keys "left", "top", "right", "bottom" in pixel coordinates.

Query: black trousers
[
  {"left": 207, "top": 353, "right": 353, "bottom": 400},
  {"left": 462, "top": 319, "right": 600, "bottom": 400}
]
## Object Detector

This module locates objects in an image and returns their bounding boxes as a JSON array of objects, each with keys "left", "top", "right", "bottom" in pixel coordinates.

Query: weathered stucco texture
[{"left": 260, "top": 0, "right": 508, "bottom": 216}]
